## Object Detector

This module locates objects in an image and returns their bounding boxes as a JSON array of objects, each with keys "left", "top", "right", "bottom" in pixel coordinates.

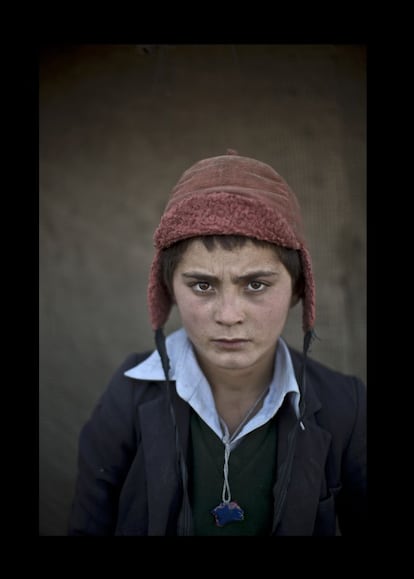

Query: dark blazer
[{"left": 68, "top": 348, "right": 366, "bottom": 536}]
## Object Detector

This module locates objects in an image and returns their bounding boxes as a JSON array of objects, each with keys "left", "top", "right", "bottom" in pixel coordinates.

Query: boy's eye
[
  {"left": 193, "top": 281, "right": 211, "bottom": 292},
  {"left": 247, "top": 281, "right": 265, "bottom": 291}
]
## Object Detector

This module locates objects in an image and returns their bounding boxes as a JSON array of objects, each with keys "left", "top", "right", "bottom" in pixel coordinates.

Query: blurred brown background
[{"left": 39, "top": 44, "right": 366, "bottom": 535}]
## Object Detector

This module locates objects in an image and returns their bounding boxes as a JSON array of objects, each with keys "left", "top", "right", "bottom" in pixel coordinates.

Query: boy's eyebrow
[{"left": 181, "top": 270, "right": 279, "bottom": 283}]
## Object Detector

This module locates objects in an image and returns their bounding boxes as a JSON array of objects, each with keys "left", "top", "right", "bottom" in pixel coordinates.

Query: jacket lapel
[
  {"left": 139, "top": 383, "right": 191, "bottom": 535},
  {"left": 274, "top": 404, "right": 332, "bottom": 535},
  {"left": 272, "top": 351, "right": 332, "bottom": 535}
]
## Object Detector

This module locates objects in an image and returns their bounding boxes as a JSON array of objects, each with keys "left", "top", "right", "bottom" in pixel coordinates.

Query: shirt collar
[{"left": 124, "top": 327, "right": 300, "bottom": 444}]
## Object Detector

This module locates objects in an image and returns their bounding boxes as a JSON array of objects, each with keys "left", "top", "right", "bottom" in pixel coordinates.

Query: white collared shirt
[{"left": 124, "top": 328, "right": 300, "bottom": 450}]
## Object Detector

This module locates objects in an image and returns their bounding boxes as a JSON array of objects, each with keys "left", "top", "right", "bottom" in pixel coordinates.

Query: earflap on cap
[
  {"left": 147, "top": 249, "right": 172, "bottom": 331},
  {"left": 298, "top": 244, "right": 315, "bottom": 332}
]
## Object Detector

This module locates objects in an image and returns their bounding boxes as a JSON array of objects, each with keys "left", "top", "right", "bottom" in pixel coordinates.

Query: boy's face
[{"left": 172, "top": 239, "right": 294, "bottom": 379}]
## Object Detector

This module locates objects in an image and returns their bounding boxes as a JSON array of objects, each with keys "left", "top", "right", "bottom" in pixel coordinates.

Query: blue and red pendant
[{"left": 211, "top": 501, "right": 245, "bottom": 527}]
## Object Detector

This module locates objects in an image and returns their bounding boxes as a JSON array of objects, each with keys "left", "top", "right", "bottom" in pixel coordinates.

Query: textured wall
[{"left": 39, "top": 44, "right": 366, "bottom": 535}]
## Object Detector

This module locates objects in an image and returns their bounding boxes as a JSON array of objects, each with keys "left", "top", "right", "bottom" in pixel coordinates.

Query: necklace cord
[{"left": 220, "top": 386, "right": 269, "bottom": 505}]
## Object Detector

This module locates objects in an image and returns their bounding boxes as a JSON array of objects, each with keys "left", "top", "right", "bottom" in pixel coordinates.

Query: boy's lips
[
  {"left": 212, "top": 338, "right": 250, "bottom": 349},
  {"left": 213, "top": 338, "right": 248, "bottom": 342}
]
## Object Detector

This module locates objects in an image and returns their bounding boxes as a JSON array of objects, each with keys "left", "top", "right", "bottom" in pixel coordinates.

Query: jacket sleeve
[
  {"left": 68, "top": 353, "right": 146, "bottom": 535},
  {"left": 336, "top": 376, "right": 367, "bottom": 535}
]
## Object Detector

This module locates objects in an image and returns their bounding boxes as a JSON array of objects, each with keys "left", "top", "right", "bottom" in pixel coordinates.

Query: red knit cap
[{"left": 147, "top": 151, "right": 315, "bottom": 332}]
